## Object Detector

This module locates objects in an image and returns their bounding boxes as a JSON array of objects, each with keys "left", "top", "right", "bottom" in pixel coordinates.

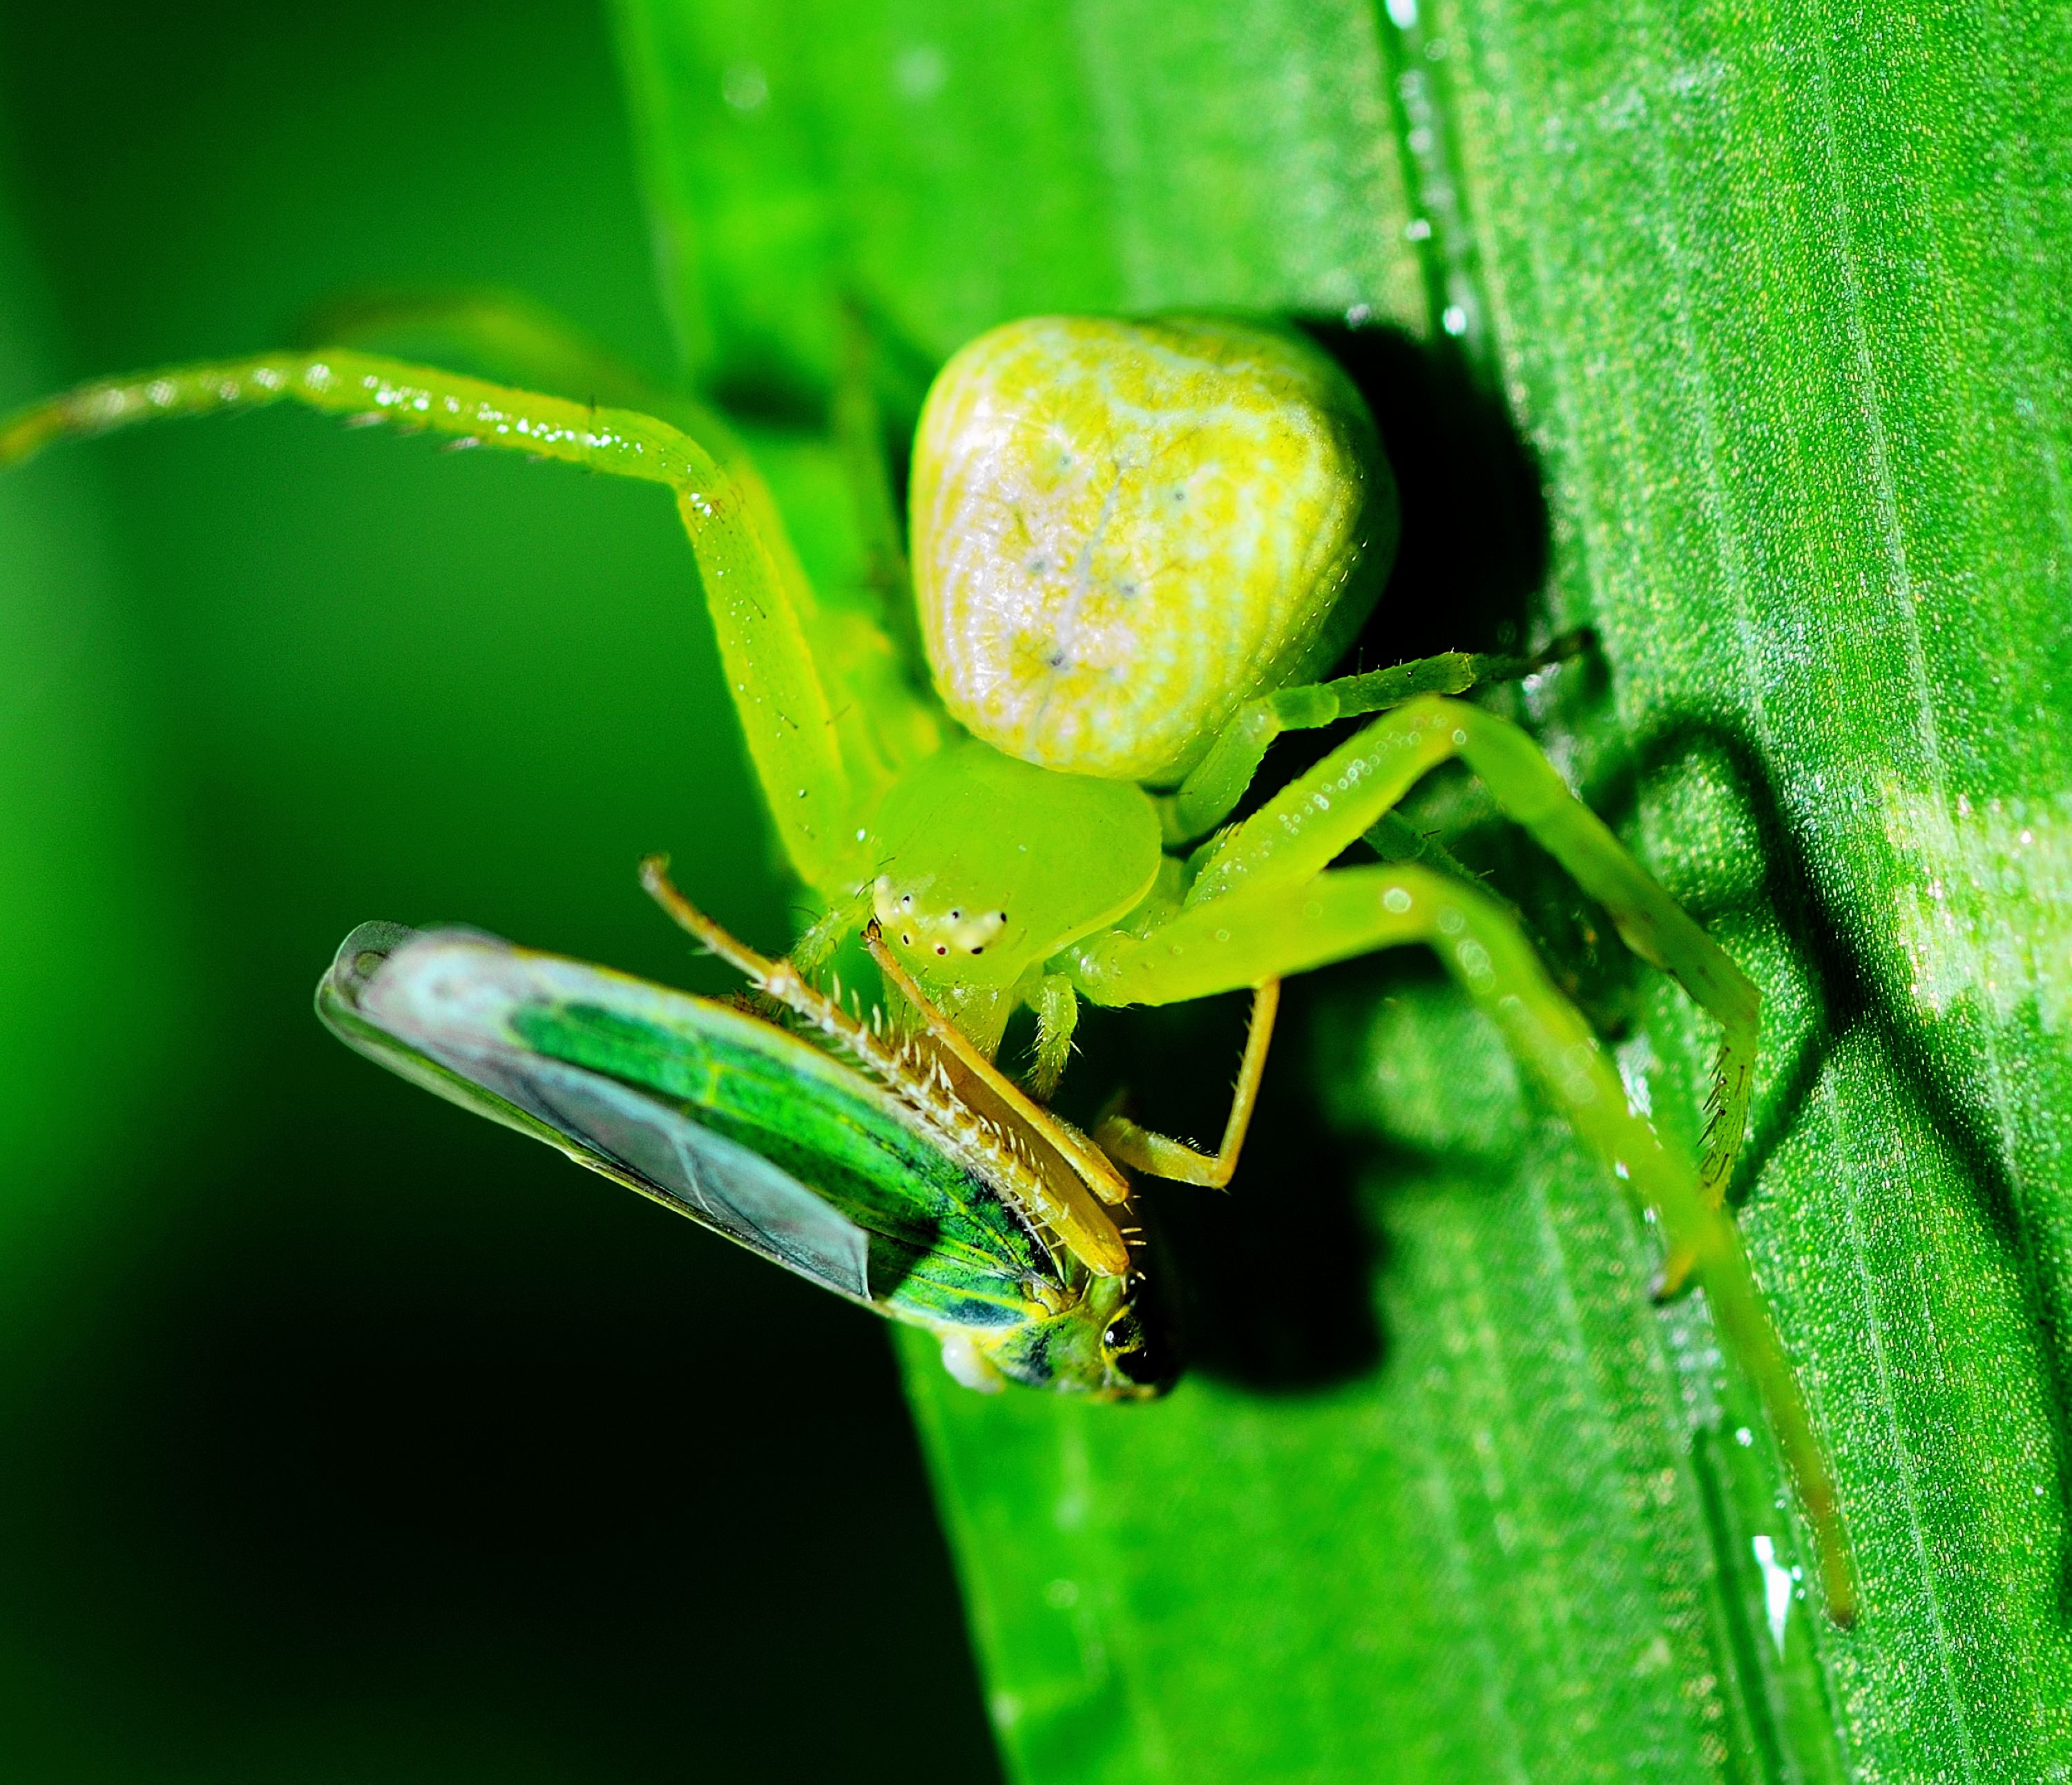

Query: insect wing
[{"left": 317, "top": 923, "right": 874, "bottom": 1302}]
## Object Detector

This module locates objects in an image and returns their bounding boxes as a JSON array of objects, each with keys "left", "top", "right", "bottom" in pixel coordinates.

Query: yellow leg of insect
[
  {"left": 863, "top": 929, "right": 1131, "bottom": 1210},
  {"left": 1163, "top": 630, "right": 1589, "bottom": 844},
  {"left": 1069, "top": 862, "right": 1852, "bottom": 1626},
  {"left": 1190, "top": 694, "right": 1758, "bottom": 1235},
  {"left": 640, "top": 856, "right": 1135, "bottom": 1280},
  {"left": 1027, "top": 974, "right": 1080, "bottom": 1103},
  {"left": 0, "top": 349, "right": 889, "bottom": 891},
  {"left": 1096, "top": 980, "right": 1280, "bottom": 1188}
]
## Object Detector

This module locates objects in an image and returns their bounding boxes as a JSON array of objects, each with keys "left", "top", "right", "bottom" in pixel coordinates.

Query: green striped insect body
[{"left": 318, "top": 919, "right": 1170, "bottom": 1398}]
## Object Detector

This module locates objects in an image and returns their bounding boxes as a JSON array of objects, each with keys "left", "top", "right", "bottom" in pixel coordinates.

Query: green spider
[{"left": 0, "top": 304, "right": 1851, "bottom": 1621}]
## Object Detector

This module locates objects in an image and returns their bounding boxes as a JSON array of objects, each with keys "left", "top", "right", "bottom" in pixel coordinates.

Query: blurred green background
[{"left": 0, "top": 1, "right": 998, "bottom": 1777}]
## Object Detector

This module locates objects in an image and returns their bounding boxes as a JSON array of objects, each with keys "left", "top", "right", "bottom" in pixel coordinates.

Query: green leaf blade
[
  {"left": 1421, "top": 0, "right": 2072, "bottom": 1770},
  {"left": 617, "top": 0, "right": 2072, "bottom": 1775}
]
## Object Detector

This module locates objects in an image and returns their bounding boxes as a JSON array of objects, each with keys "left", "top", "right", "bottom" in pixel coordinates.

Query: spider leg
[
  {"left": 1187, "top": 694, "right": 1758, "bottom": 1249},
  {"left": 1027, "top": 974, "right": 1081, "bottom": 1102},
  {"left": 1096, "top": 980, "right": 1280, "bottom": 1187},
  {"left": 790, "top": 887, "right": 876, "bottom": 981},
  {"left": 0, "top": 348, "right": 929, "bottom": 894},
  {"left": 290, "top": 287, "right": 669, "bottom": 415},
  {"left": 296, "top": 289, "right": 946, "bottom": 807},
  {"left": 1163, "top": 630, "right": 1586, "bottom": 842},
  {"left": 1068, "top": 862, "right": 1851, "bottom": 1625},
  {"left": 831, "top": 298, "right": 930, "bottom": 679}
]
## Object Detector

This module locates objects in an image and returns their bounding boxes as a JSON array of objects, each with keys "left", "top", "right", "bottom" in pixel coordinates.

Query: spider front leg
[
  {"left": 1188, "top": 695, "right": 1760, "bottom": 1273},
  {"left": 1162, "top": 630, "right": 1588, "bottom": 844},
  {"left": 1067, "top": 862, "right": 1851, "bottom": 1624},
  {"left": 0, "top": 349, "right": 915, "bottom": 894}
]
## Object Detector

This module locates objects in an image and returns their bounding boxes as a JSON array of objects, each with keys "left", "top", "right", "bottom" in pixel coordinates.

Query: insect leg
[
  {"left": 863, "top": 927, "right": 1133, "bottom": 1215},
  {"left": 1095, "top": 981, "right": 1280, "bottom": 1187},
  {"left": 1164, "top": 630, "right": 1586, "bottom": 842},
  {"left": 642, "top": 858, "right": 1134, "bottom": 1278},
  {"left": 1070, "top": 862, "right": 1852, "bottom": 1625},
  {"left": 1189, "top": 695, "right": 1758, "bottom": 1253},
  {"left": 0, "top": 349, "right": 881, "bottom": 892}
]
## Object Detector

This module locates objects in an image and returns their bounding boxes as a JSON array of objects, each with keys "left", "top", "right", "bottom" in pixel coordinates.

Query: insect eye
[{"left": 1102, "top": 1312, "right": 1177, "bottom": 1391}]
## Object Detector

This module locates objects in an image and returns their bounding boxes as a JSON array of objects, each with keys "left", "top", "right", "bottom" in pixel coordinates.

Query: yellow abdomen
[{"left": 910, "top": 315, "right": 1394, "bottom": 784}]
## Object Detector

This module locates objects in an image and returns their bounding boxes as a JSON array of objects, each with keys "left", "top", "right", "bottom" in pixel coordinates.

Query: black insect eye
[{"left": 1103, "top": 1312, "right": 1177, "bottom": 1391}]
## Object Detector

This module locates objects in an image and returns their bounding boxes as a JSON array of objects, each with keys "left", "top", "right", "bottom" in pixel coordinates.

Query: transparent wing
[{"left": 316, "top": 923, "right": 874, "bottom": 1303}]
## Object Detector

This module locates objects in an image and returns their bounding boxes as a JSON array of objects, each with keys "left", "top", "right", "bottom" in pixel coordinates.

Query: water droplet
[
  {"left": 722, "top": 62, "right": 769, "bottom": 111},
  {"left": 894, "top": 43, "right": 948, "bottom": 101},
  {"left": 1751, "top": 1535, "right": 1793, "bottom": 1654}
]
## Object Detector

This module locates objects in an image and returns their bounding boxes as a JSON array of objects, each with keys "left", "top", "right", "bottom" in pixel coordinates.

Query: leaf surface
[{"left": 615, "top": 1, "right": 2072, "bottom": 1777}]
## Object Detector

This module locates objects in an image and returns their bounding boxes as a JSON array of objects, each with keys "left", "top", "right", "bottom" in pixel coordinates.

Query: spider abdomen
[{"left": 910, "top": 314, "right": 1396, "bottom": 784}]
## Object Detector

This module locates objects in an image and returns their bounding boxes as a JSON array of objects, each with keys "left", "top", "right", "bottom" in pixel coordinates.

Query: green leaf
[{"left": 615, "top": 1, "right": 2072, "bottom": 1777}]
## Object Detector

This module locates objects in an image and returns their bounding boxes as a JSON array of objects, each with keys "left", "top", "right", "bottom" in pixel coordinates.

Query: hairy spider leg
[
  {"left": 1068, "top": 861, "right": 1852, "bottom": 1625},
  {"left": 1027, "top": 974, "right": 1082, "bottom": 1101},
  {"left": 1163, "top": 629, "right": 1590, "bottom": 842},
  {"left": 1185, "top": 694, "right": 1758, "bottom": 1269},
  {"left": 1095, "top": 980, "right": 1281, "bottom": 1187},
  {"left": 0, "top": 349, "right": 939, "bottom": 894}
]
